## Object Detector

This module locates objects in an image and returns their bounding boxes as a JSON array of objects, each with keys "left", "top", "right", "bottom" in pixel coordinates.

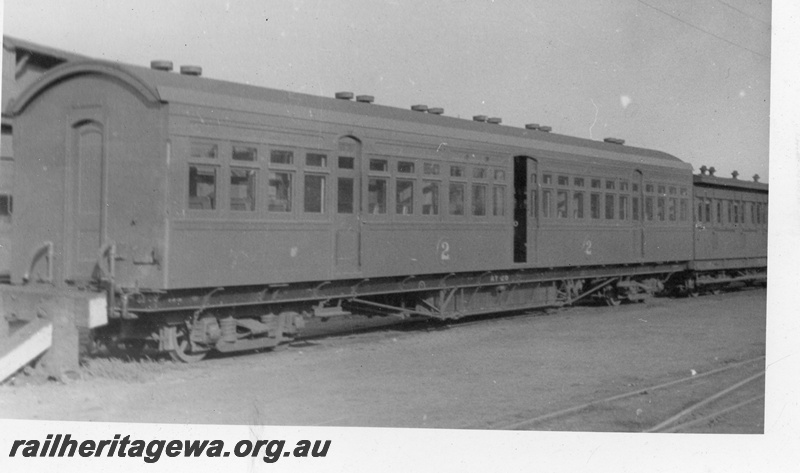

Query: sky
[{"left": 2, "top": 0, "right": 771, "bottom": 180}]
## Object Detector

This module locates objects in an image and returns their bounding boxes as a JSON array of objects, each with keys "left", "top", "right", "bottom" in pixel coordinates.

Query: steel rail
[
  {"left": 645, "top": 370, "right": 766, "bottom": 433},
  {"left": 490, "top": 355, "right": 765, "bottom": 431},
  {"left": 660, "top": 394, "right": 765, "bottom": 433}
]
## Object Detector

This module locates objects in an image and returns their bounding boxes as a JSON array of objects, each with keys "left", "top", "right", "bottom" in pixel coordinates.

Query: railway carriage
[
  {"left": 690, "top": 170, "right": 768, "bottom": 290},
  {"left": 2, "top": 58, "right": 765, "bottom": 361}
]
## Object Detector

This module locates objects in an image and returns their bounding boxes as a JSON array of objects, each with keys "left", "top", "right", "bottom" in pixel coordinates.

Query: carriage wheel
[
  {"left": 605, "top": 294, "right": 622, "bottom": 307},
  {"left": 169, "top": 327, "right": 208, "bottom": 363},
  {"left": 604, "top": 288, "right": 622, "bottom": 307}
]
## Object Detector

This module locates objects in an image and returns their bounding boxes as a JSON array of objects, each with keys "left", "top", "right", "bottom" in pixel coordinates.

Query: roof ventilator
[
  {"left": 487, "top": 117, "right": 502, "bottom": 124},
  {"left": 335, "top": 92, "right": 354, "bottom": 100},
  {"left": 411, "top": 104, "right": 428, "bottom": 112},
  {"left": 603, "top": 137, "right": 625, "bottom": 145},
  {"left": 150, "top": 60, "right": 173, "bottom": 72},
  {"left": 428, "top": 107, "right": 444, "bottom": 115},
  {"left": 356, "top": 95, "right": 374, "bottom": 103},
  {"left": 473, "top": 115, "right": 488, "bottom": 122},
  {"left": 180, "top": 65, "right": 202, "bottom": 76}
]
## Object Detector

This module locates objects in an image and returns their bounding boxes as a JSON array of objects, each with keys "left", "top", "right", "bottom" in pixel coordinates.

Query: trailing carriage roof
[{"left": 693, "top": 174, "right": 769, "bottom": 193}]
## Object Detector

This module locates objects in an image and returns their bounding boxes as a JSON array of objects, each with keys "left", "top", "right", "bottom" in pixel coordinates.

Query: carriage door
[
  {"left": 68, "top": 119, "right": 107, "bottom": 281},
  {"left": 513, "top": 157, "right": 528, "bottom": 263},
  {"left": 333, "top": 136, "right": 362, "bottom": 274},
  {"left": 513, "top": 156, "right": 538, "bottom": 264},
  {"left": 527, "top": 159, "right": 539, "bottom": 264},
  {"left": 634, "top": 170, "right": 645, "bottom": 259}
]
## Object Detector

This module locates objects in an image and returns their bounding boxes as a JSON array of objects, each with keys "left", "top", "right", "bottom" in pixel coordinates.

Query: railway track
[{"left": 477, "top": 355, "right": 766, "bottom": 433}]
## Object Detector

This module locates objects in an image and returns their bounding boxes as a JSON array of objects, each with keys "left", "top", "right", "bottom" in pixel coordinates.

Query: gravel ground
[{"left": 0, "top": 288, "right": 766, "bottom": 432}]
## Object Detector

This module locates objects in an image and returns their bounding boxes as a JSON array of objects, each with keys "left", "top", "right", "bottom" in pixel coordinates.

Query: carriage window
[
  {"left": 450, "top": 165, "right": 465, "bottom": 178},
  {"left": 574, "top": 177, "right": 585, "bottom": 187},
  {"left": 556, "top": 190, "right": 568, "bottom": 218},
  {"left": 449, "top": 182, "right": 465, "bottom": 215},
  {"left": 645, "top": 196, "right": 654, "bottom": 221},
  {"left": 306, "top": 153, "right": 328, "bottom": 167},
  {"left": 369, "top": 159, "right": 388, "bottom": 172},
  {"left": 422, "top": 181, "right": 439, "bottom": 215},
  {"left": 557, "top": 175, "right": 569, "bottom": 186},
  {"left": 658, "top": 185, "right": 666, "bottom": 195},
  {"left": 493, "top": 186, "right": 505, "bottom": 216},
  {"left": 270, "top": 149, "right": 294, "bottom": 165},
  {"left": 606, "top": 180, "right": 616, "bottom": 190},
  {"left": 542, "top": 190, "right": 553, "bottom": 218},
  {"left": 188, "top": 165, "right": 217, "bottom": 210},
  {"left": 590, "top": 193, "right": 601, "bottom": 219},
  {"left": 727, "top": 200, "right": 732, "bottom": 224},
  {"left": 495, "top": 169, "right": 506, "bottom": 181},
  {"left": 396, "top": 179, "right": 414, "bottom": 215},
  {"left": 705, "top": 198, "right": 712, "bottom": 223},
  {"left": 0, "top": 194, "right": 12, "bottom": 223},
  {"left": 716, "top": 201, "right": 722, "bottom": 224},
  {"left": 472, "top": 184, "right": 487, "bottom": 216},
  {"left": 230, "top": 168, "right": 256, "bottom": 211},
  {"left": 632, "top": 183, "right": 640, "bottom": 193},
  {"left": 232, "top": 145, "right": 256, "bottom": 162},
  {"left": 605, "top": 194, "right": 615, "bottom": 220},
  {"left": 424, "top": 163, "right": 440, "bottom": 175},
  {"left": 669, "top": 186, "right": 677, "bottom": 195},
  {"left": 620, "top": 180, "right": 629, "bottom": 191},
  {"left": 338, "top": 156, "right": 355, "bottom": 169},
  {"left": 645, "top": 184, "right": 654, "bottom": 193},
  {"left": 657, "top": 197, "right": 665, "bottom": 221},
  {"left": 398, "top": 161, "right": 415, "bottom": 174},
  {"left": 542, "top": 174, "right": 553, "bottom": 185},
  {"left": 591, "top": 179, "right": 602, "bottom": 189},
  {"left": 632, "top": 196, "right": 640, "bottom": 221},
  {"left": 368, "top": 178, "right": 387, "bottom": 214},
  {"left": 268, "top": 172, "right": 292, "bottom": 212},
  {"left": 304, "top": 175, "right": 326, "bottom": 213},
  {"left": 619, "top": 195, "right": 628, "bottom": 220},
  {"left": 680, "top": 199, "right": 688, "bottom": 222},
  {"left": 573, "top": 192, "right": 584, "bottom": 218},
  {"left": 473, "top": 168, "right": 487, "bottom": 180},
  {"left": 668, "top": 198, "right": 677, "bottom": 221},
  {"left": 191, "top": 142, "right": 218, "bottom": 160},
  {"left": 337, "top": 178, "right": 354, "bottom": 214}
]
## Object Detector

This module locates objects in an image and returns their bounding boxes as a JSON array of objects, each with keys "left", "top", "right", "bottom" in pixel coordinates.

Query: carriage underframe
[{"left": 95, "top": 260, "right": 766, "bottom": 362}]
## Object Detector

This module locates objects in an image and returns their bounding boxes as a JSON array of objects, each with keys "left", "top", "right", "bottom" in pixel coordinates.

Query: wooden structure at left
[{"left": 0, "top": 286, "right": 106, "bottom": 381}]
